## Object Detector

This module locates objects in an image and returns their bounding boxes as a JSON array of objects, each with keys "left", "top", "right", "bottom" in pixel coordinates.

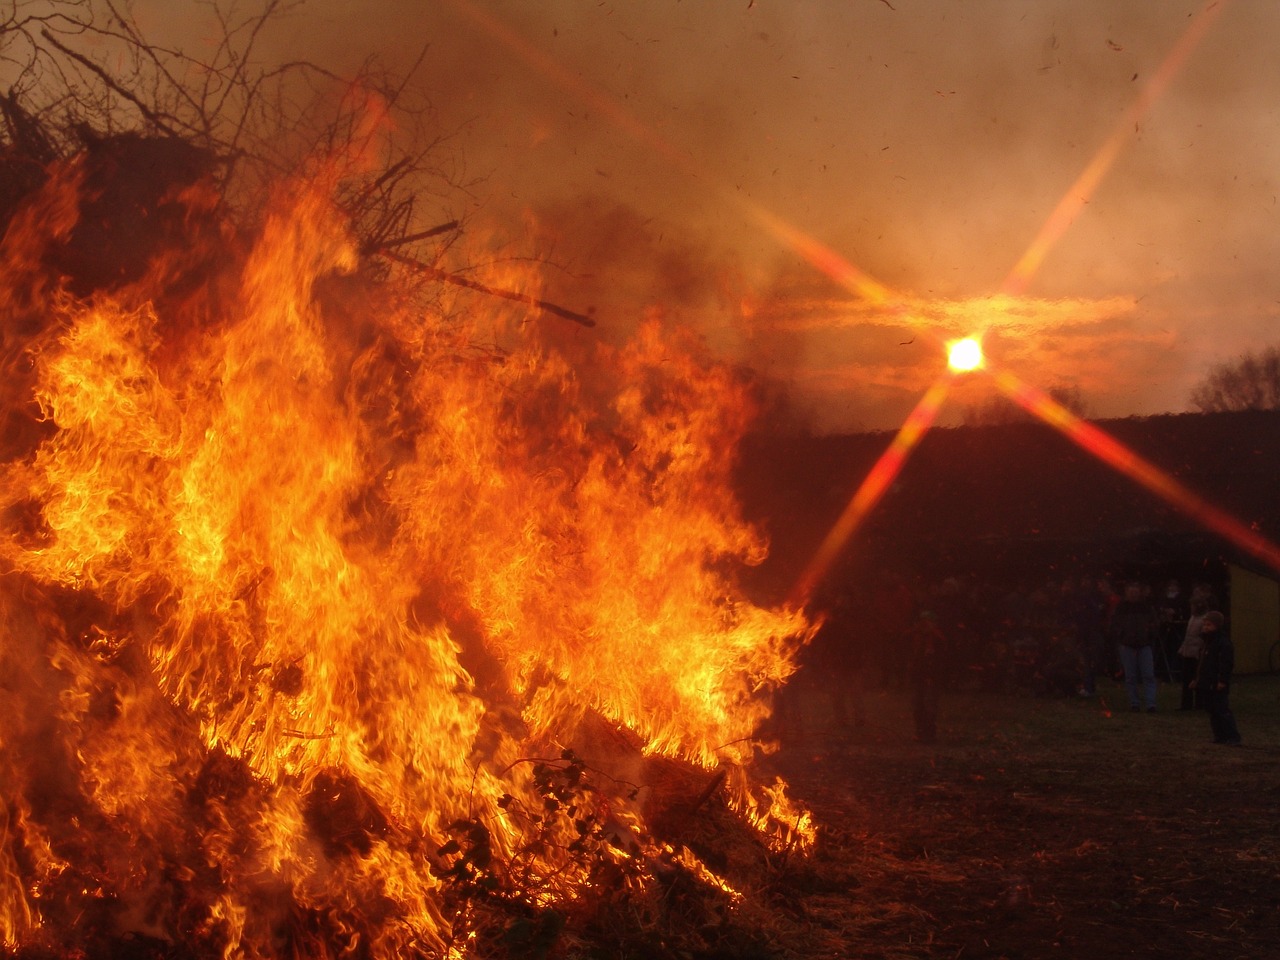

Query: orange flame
[{"left": 0, "top": 163, "right": 813, "bottom": 954}]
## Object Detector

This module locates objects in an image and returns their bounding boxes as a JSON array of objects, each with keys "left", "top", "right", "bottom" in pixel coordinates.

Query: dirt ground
[
  {"left": 12, "top": 671, "right": 1277, "bottom": 960},
  {"left": 753, "top": 673, "right": 1280, "bottom": 960}
]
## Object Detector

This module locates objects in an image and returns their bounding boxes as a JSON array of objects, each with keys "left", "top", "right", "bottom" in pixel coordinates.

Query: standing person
[
  {"left": 1097, "top": 578, "right": 1120, "bottom": 677},
  {"left": 815, "top": 587, "right": 866, "bottom": 730},
  {"left": 1109, "top": 582, "right": 1159, "bottom": 712},
  {"left": 908, "top": 610, "right": 945, "bottom": 744},
  {"left": 1192, "top": 611, "right": 1242, "bottom": 745},
  {"left": 1072, "top": 575, "right": 1107, "bottom": 698},
  {"left": 1176, "top": 596, "right": 1209, "bottom": 711},
  {"left": 1157, "top": 578, "right": 1189, "bottom": 681}
]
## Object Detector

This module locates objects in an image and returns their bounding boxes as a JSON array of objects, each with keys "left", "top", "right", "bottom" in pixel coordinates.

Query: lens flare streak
[
  {"left": 1001, "top": 0, "right": 1232, "bottom": 295},
  {"left": 992, "top": 368, "right": 1280, "bottom": 574},
  {"left": 789, "top": 375, "right": 953, "bottom": 607},
  {"left": 445, "top": 0, "right": 902, "bottom": 310},
  {"left": 739, "top": 205, "right": 898, "bottom": 306}
]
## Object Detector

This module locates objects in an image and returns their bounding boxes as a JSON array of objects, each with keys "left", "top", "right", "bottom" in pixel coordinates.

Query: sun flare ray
[
  {"left": 789, "top": 375, "right": 954, "bottom": 606},
  {"left": 990, "top": 367, "right": 1280, "bottom": 574},
  {"left": 445, "top": 0, "right": 902, "bottom": 309},
  {"left": 1001, "top": 0, "right": 1232, "bottom": 295}
]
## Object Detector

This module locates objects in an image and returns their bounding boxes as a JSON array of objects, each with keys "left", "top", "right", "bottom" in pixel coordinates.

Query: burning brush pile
[{"left": 0, "top": 124, "right": 816, "bottom": 956}]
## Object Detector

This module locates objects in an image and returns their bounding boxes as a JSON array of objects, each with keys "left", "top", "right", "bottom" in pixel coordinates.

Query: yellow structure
[{"left": 1228, "top": 563, "right": 1280, "bottom": 674}]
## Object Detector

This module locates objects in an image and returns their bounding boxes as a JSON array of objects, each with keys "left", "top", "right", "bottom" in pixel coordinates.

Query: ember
[{"left": 0, "top": 135, "right": 813, "bottom": 959}]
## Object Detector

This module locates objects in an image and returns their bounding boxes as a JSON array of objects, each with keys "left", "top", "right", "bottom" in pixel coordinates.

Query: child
[{"left": 1190, "top": 611, "right": 1241, "bottom": 745}]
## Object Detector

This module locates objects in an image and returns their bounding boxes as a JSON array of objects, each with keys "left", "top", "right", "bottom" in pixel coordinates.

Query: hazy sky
[{"left": 170, "top": 1, "right": 1280, "bottom": 430}]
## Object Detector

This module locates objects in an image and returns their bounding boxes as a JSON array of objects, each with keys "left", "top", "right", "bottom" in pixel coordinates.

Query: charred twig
[
  {"left": 283, "top": 726, "right": 336, "bottom": 740},
  {"left": 361, "top": 220, "right": 459, "bottom": 254},
  {"left": 382, "top": 250, "right": 596, "bottom": 328},
  {"left": 348, "top": 156, "right": 413, "bottom": 210},
  {"left": 688, "top": 769, "right": 728, "bottom": 817},
  {"left": 0, "top": 93, "right": 59, "bottom": 164},
  {"left": 497, "top": 754, "right": 640, "bottom": 794}
]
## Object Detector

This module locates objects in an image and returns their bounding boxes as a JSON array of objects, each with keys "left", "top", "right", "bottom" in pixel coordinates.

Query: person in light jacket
[{"left": 1176, "top": 596, "right": 1208, "bottom": 711}]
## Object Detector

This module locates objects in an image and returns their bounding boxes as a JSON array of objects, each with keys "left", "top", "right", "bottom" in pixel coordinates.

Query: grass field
[{"left": 755, "top": 673, "right": 1280, "bottom": 959}]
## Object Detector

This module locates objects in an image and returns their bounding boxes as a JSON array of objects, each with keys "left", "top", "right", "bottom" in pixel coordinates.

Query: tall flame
[{"left": 0, "top": 160, "right": 812, "bottom": 955}]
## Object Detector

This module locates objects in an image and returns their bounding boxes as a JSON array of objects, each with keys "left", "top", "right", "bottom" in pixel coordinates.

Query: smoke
[
  {"left": 525, "top": 196, "right": 745, "bottom": 347},
  {"left": 129, "top": 0, "right": 1280, "bottom": 432}
]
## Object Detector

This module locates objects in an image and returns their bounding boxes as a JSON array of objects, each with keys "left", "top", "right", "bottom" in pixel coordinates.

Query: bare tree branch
[
  {"left": 2, "top": 0, "right": 593, "bottom": 328},
  {"left": 1190, "top": 345, "right": 1280, "bottom": 412},
  {"left": 38, "top": 27, "right": 180, "bottom": 136},
  {"left": 361, "top": 220, "right": 460, "bottom": 254}
]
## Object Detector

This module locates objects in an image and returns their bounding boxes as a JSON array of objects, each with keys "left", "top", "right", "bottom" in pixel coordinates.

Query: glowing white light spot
[{"left": 948, "top": 337, "right": 983, "bottom": 372}]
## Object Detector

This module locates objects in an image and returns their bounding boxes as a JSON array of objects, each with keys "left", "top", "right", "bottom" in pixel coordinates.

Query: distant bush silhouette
[
  {"left": 963, "top": 383, "right": 1089, "bottom": 426},
  {"left": 1190, "top": 345, "right": 1280, "bottom": 413}
]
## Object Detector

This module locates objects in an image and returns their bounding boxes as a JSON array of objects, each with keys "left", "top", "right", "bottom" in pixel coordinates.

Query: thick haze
[{"left": 177, "top": 1, "right": 1280, "bottom": 431}]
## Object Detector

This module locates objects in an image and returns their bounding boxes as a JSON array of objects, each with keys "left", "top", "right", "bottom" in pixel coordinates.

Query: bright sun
[{"left": 947, "top": 337, "right": 984, "bottom": 373}]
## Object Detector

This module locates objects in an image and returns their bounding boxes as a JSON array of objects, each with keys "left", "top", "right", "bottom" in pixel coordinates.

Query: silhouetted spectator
[
  {"left": 1157, "top": 578, "right": 1189, "bottom": 681},
  {"left": 1191, "top": 610, "right": 1241, "bottom": 745},
  {"left": 908, "top": 610, "right": 944, "bottom": 744},
  {"left": 1071, "top": 575, "right": 1108, "bottom": 698},
  {"left": 1097, "top": 578, "right": 1120, "bottom": 675},
  {"left": 1110, "top": 582, "right": 1159, "bottom": 712}
]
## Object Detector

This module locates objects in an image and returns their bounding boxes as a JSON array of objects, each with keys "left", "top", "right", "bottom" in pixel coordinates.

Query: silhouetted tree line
[{"left": 1190, "top": 344, "right": 1280, "bottom": 413}]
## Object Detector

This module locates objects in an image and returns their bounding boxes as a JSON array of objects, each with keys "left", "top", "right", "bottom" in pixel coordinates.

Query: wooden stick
[{"left": 380, "top": 249, "right": 596, "bottom": 328}]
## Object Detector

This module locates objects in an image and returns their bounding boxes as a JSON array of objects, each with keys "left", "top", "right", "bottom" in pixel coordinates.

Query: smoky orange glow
[
  {"left": 444, "top": 0, "right": 688, "bottom": 170},
  {"left": 444, "top": 0, "right": 903, "bottom": 312},
  {"left": 1002, "top": 0, "right": 1232, "bottom": 296}
]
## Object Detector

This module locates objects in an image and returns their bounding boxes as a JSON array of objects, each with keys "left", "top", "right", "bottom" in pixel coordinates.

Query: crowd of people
[{"left": 791, "top": 570, "right": 1242, "bottom": 746}]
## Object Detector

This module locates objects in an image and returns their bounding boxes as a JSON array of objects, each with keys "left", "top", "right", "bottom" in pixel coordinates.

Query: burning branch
[
  {"left": 0, "top": 6, "right": 812, "bottom": 957},
  {"left": 382, "top": 248, "right": 597, "bottom": 327}
]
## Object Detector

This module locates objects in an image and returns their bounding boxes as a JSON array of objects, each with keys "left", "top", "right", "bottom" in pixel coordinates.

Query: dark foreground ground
[{"left": 752, "top": 674, "right": 1280, "bottom": 960}]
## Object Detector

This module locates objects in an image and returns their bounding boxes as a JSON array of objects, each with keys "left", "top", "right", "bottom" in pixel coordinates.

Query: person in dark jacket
[
  {"left": 1071, "top": 575, "right": 1108, "bottom": 698},
  {"left": 1109, "top": 582, "right": 1159, "bottom": 712},
  {"left": 908, "top": 610, "right": 944, "bottom": 744},
  {"left": 1191, "top": 610, "right": 1242, "bottom": 745}
]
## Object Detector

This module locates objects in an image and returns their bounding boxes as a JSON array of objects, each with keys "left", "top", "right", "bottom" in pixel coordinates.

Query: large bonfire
[{"left": 0, "top": 122, "right": 814, "bottom": 955}]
